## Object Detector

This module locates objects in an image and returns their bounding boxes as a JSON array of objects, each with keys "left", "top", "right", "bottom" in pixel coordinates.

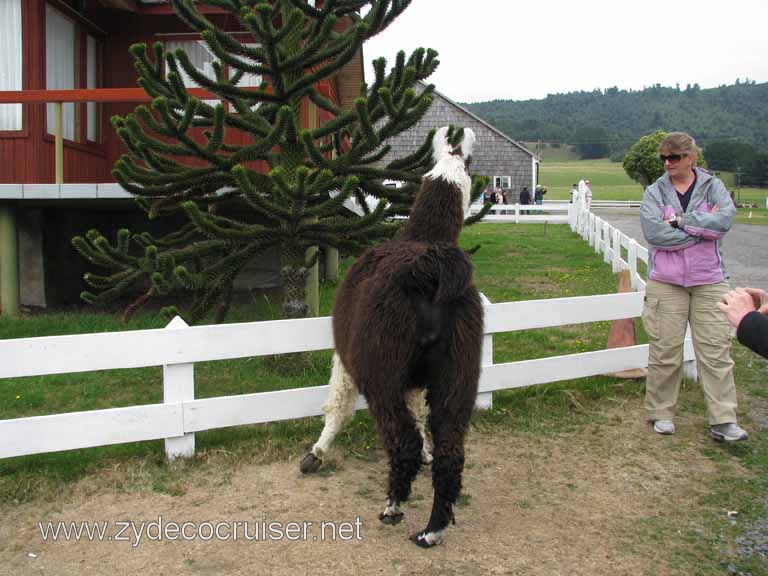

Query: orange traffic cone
[{"left": 606, "top": 269, "right": 647, "bottom": 379}]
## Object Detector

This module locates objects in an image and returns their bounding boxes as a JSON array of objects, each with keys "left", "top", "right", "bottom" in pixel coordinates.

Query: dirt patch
[{"left": 0, "top": 400, "right": 749, "bottom": 576}]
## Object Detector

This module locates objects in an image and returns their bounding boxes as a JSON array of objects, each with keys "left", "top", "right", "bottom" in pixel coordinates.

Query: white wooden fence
[
  {"left": 469, "top": 202, "right": 572, "bottom": 224},
  {"left": 0, "top": 201, "right": 690, "bottom": 463}
]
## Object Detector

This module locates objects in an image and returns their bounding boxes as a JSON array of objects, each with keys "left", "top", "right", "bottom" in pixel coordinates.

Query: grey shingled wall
[{"left": 377, "top": 86, "right": 536, "bottom": 201}]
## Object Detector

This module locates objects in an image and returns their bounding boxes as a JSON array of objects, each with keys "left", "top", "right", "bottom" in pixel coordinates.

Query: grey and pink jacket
[{"left": 640, "top": 168, "right": 735, "bottom": 287}]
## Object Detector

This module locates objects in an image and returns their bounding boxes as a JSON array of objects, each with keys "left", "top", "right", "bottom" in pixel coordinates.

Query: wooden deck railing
[{"left": 0, "top": 88, "right": 219, "bottom": 184}]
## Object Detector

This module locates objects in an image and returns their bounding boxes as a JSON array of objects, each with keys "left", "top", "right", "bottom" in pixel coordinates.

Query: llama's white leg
[
  {"left": 406, "top": 388, "right": 433, "bottom": 464},
  {"left": 412, "top": 529, "right": 445, "bottom": 547},
  {"left": 300, "top": 353, "right": 358, "bottom": 473}
]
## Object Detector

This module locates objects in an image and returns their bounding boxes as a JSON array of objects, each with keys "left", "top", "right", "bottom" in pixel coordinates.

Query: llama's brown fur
[{"left": 330, "top": 129, "right": 483, "bottom": 547}]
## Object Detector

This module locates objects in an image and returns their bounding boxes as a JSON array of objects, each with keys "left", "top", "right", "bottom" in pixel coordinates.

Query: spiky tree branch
[{"left": 74, "top": 0, "right": 488, "bottom": 323}]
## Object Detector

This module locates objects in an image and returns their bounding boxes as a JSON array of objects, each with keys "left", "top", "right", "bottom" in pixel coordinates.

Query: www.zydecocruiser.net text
[{"left": 37, "top": 515, "right": 364, "bottom": 547}]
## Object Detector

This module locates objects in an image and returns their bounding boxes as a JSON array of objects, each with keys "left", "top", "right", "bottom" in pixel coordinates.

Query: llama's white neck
[{"left": 424, "top": 155, "right": 472, "bottom": 216}]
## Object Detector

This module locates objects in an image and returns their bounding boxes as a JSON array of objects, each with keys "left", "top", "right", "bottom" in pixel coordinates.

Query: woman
[{"left": 640, "top": 132, "right": 747, "bottom": 442}]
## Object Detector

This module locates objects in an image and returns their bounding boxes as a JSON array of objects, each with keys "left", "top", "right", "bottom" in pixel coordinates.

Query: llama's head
[{"left": 424, "top": 126, "right": 476, "bottom": 216}]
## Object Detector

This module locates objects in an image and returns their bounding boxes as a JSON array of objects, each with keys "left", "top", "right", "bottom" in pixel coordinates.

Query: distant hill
[{"left": 462, "top": 82, "right": 768, "bottom": 154}]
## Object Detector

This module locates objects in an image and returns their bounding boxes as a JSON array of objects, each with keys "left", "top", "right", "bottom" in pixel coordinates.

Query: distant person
[
  {"left": 519, "top": 186, "right": 531, "bottom": 215},
  {"left": 640, "top": 131, "right": 746, "bottom": 442},
  {"left": 583, "top": 179, "right": 593, "bottom": 209},
  {"left": 571, "top": 183, "right": 579, "bottom": 204},
  {"left": 534, "top": 185, "right": 547, "bottom": 205},
  {"left": 576, "top": 179, "right": 591, "bottom": 231},
  {"left": 718, "top": 287, "right": 768, "bottom": 359}
]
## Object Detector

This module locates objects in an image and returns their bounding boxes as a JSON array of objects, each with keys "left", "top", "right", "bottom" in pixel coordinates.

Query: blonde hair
[{"left": 658, "top": 132, "right": 697, "bottom": 157}]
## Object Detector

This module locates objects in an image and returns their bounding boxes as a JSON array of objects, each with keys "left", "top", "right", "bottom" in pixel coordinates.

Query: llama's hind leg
[
  {"left": 412, "top": 358, "right": 478, "bottom": 546},
  {"left": 300, "top": 353, "right": 358, "bottom": 473},
  {"left": 411, "top": 403, "right": 469, "bottom": 548},
  {"left": 406, "top": 388, "right": 433, "bottom": 464},
  {"left": 368, "top": 395, "right": 423, "bottom": 526}
]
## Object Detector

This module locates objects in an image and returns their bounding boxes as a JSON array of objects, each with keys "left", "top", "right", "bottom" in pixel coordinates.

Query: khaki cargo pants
[{"left": 642, "top": 279, "right": 738, "bottom": 425}]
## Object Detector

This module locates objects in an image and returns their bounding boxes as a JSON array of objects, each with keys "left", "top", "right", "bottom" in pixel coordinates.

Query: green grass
[{"left": 523, "top": 142, "right": 580, "bottom": 162}]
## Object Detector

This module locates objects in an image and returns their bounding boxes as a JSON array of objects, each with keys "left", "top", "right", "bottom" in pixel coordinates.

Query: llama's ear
[
  {"left": 461, "top": 128, "right": 476, "bottom": 160},
  {"left": 432, "top": 126, "right": 452, "bottom": 162}
]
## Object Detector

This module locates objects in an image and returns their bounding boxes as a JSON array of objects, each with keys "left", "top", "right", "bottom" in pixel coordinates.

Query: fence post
[
  {"left": 612, "top": 228, "right": 622, "bottom": 273},
  {"left": 515, "top": 204, "right": 520, "bottom": 224},
  {"left": 592, "top": 217, "right": 601, "bottom": 252},
  {"left": 163, "top": 316, "right": 195, "bottom": 460},
  {"left": 628, "top": 239, "right": 638, "bottom": 290},
  {"left": 476, "top": 293, "right": 493, "bottom": 410},
  {"left": 568, "top": 203, "right": 575, "bottom": 231},
  {"left": 603, "top": 222, "right": 612, "bottom": 264}
]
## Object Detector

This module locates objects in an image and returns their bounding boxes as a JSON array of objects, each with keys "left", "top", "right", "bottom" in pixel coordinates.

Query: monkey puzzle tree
[{"left": 73, "top": 0, "right": 489, "bottom": 323}]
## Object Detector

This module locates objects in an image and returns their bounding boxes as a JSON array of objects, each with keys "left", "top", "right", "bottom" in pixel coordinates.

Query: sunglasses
[{"left": 659, "top": 154, "right": 684, "bottom": 163}]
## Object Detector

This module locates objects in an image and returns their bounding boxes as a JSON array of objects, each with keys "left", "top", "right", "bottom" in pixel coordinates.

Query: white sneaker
[
  {"left": 710, "top": 422, "right": 748, "bottom": 442},
  {"left": 653, "top": 419, "right": 676, "bottom": 435}
]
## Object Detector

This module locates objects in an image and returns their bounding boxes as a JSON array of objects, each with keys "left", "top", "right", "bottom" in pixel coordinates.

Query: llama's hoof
[
  {"left": 299, "top": 452, "right": 322, "bottom": 474},
  {"left": 378, "top": 511, "right": 404, "bottom": 525},
  {"left": 410, "top": 529, "right": 444, "bottom": 548}
]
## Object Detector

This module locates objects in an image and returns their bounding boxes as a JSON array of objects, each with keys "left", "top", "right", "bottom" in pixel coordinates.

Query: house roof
[{"left": 428, "top": 84, "right": 538, "bottom": 160}]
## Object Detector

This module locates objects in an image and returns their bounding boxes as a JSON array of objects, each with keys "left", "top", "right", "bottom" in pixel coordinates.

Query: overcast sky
[{"left": 363, "top": 0, "right": 768, "bottom": 103}]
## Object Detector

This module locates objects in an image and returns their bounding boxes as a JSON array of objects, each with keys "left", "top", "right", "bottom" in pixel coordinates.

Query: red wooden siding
[{"left": 0, "top": 2, "right": 348, "bottom": 184}]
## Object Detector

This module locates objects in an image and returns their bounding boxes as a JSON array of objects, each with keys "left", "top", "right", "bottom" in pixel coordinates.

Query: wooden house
[{"left": 0, "top": 0, "right": 363, "bottom": 312}]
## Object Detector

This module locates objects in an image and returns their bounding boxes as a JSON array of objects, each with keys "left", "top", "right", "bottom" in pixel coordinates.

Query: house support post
[
  {"left": 324, "top": 246, "right": 339, "bottom": 281},
  {"left": 0, "top": 204, "right": 19, "bottom": 316}
]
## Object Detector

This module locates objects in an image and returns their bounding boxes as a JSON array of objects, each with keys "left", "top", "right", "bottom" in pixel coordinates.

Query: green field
[{"left": 538, "top": 158, "right": 768, "bottom": 225}]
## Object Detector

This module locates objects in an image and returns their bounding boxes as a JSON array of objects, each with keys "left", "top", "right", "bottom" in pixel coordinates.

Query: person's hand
[
  {"left": 710, "top": 204, "right": 720, "bottom": 214},
  {"left": 744, "top": 287, "right": 768, "bottom": 314},
  {"left": 718, "top": 287, "right": 760, "bottom": 329}
]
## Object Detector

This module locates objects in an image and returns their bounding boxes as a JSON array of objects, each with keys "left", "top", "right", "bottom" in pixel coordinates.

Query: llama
[{"left": 302, "top": 126, "right": 483, "bottom": 548}]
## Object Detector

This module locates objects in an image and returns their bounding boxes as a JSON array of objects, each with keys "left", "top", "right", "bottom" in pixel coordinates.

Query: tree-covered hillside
[{"left": 463, "top": 81, "right": 768, "bottom": 154}]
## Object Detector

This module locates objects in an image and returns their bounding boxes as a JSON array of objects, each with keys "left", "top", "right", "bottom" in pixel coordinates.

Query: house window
[
  {"left": 229, "top": 43, "right": 261, "bottom": 113},
  {"left": 0, "top": 0, "right": 23, "bottom": 131},
  {"left": 86, "top": 34, "right": 101, "bottom": 142},
  {"left": 165, "top": 38, "right": 261, "bottom": 111},
  {"left": 494, "top": 176, "right": 511, "bottom": 189},
  {"left": 45, "top": 4, "right": 103, "bottom": 143},
  {"left": 165, "top": 39, "right": 220, "bottom": 106},
  {"left": 46, "top": 4, "right": 76, "bottom": 140}
]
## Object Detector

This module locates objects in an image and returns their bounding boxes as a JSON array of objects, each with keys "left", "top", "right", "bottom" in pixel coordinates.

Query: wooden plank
[
  {"left": 60, "top": 184, "right": 98, "bottom": 199},
  {"left": 0, "top": 185, "right": 23, "bottom": 199},
  {"left": 97, "top": 183, "right": 132, "bottom": 198},
  {"left": 478, "top": 342, "right": 694, "bottom": 394},
  {"left": 483, "top": 293, "right": 644, "bottom": 334},
  {"left": 0, "top": 87, "right": 239, "bottom": 104},
  {"left": 22, "top": 184, "right": 59, "bottom": 199},
  {"left": 481, "top": 215, "right": 569, "bottom": 222},
  {"left": 0, "top": 316, "right": 335, "bottom": 378},
  {"left": 0, "top": 403, "right": 182, "bottom": 459},
  {"left": 1, "top": 294, "right": 653, "bottom": 379}
]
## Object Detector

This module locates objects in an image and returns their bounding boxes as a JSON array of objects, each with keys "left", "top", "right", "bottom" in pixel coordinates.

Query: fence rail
[
  {"left": 470, "top": 202, "right": 571, "bottom": 223},
  {"left": 0, "top": 203, "right": 671, "bottom": 462},
  {"left": 590, "top": 200, "right": 643, "bottom": 208}
]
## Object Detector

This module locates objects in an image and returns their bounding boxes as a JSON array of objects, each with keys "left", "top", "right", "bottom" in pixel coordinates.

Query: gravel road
[{"left": 593, "top": 208, "right": 768, "bottom": 290}]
